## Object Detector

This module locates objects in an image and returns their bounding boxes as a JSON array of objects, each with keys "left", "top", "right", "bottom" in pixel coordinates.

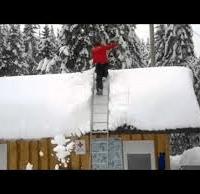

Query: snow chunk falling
[
  {"left": 51, "top": 134, "right": 75, "bottom": 166},
  {"left": 108, "top": 66, "right": 200, "bottom": 131},
  {"left": 26, "top": 162, "right": 33, "bottom": 170},
  {"left": 39, "top": 150, "right": 44, "bottom": 157}
]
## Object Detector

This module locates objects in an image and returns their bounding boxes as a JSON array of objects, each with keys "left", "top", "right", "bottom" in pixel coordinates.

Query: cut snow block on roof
[
  {"left": 0, "top": 68, "right": 94, "bottom": 140},
  {"left": 108, "top": 66, "right": 200, "bottom": 131}
]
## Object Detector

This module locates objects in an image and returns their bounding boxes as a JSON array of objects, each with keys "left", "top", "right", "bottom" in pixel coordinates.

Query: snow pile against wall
[
  {"left": 170, "top": 147, "right": 200, "bottom": 169},
  {"left": 109, "top": 66, "right": 200, "bottom": 131},
  {"left": 0, "top": 68, "right": 94, "bottom": 139},
  {"left": 179, "top": 147, "right": 200, "bottom": 167},
  {"left": 170, "top": 155, "right": 182, "bottom": 170}
]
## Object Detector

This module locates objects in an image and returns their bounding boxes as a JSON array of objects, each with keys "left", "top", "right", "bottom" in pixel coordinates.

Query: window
[
  {"left": 91, "top": 139, "right": 123, "bottom": 170},
  {"left": 0, "top": 144, "right": 7, "bottom": 170},
  {"left": 123, "top": 141, "right": 155, "bottom": 170}
]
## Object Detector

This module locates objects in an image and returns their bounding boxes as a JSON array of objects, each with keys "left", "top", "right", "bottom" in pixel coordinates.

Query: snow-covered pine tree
[
  {"left": 58, "top": 24, "right": 94, "bottom": 73},
  {"left": 154, "top": 24, "right": 166, "bottom": 66},
  {"left": 38, "top": 24, "right": 53, "bottom": 59},
  {"left": 37, "top": 25, "right": 58, "bottom": 74},
  {"left": 145, "top": 37, "right": 151, "bottom": 66},
  {"left": 160, "top": 24, "right": 195, "bottom": 66},
  {"left": 49, "top": 25, "right": 58, "bottom": 54},
  {"left": 0, "top": 25, "right": 8, "bottom": 73},
  {"left": 57, "top": 24, "right": 71, "bottom": 73},
  {"left": 58, "top": 24, "right": 145, "bottom": 73},
  {"left": 23, "top": 24, "right": 40, "bottom": 74},
  {"left": 103, "top": 24, "right": 144, "bottom": 69},
  {"left": 139, "top": 39, "right": 149, "bottom": 67},
  {"left": 0, "top": 24, "right": 28, "bottom": 76}
]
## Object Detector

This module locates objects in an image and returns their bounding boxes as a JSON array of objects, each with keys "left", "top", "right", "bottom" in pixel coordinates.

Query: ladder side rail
[{"left": 89, "top": 72, "right": 95, "bottom": 169}]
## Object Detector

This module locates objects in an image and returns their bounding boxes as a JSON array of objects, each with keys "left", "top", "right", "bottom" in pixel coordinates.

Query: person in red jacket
[{"left": 92, "top": 41, "right": 119, "bottom": 95}]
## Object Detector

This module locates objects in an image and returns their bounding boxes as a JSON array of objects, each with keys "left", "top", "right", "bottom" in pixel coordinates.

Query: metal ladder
[{"left": 89, "top": 72, "right": 110, "bottom": 169}]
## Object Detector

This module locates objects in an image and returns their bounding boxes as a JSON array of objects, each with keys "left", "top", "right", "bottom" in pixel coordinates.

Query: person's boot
[
  {"left": 102, "top": 77, "right": 106, "bottom": 82},
  {"left": 96, "top": 89, "right": 103, "bottom": 95}
]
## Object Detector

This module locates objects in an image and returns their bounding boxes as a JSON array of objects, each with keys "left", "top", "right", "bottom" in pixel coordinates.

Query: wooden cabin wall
[
  {"left": 69, "top": 133, "right": 171, "bottom": 170},
  {"left": 3, "top": 132, "right": 171, "bottom": 170},
  {"left": 6, "top": 138, "right": 58, "bottom": 170}
]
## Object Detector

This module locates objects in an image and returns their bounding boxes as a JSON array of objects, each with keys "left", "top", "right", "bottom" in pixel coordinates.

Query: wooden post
[
  {"left": 19, "top": 140, "right": 29, "bottom": 170},
  {"left": 149, "top": 24, "right": 155, "bottom": 66},
  {"left": 38, "top": 139, "right": 49, "bottom": 170},
  {"left": 29, "top": 141, "right": 39, "bottom": 170},
  {"left": 8, "top": 141, "right": 18, "bottom": 170}
]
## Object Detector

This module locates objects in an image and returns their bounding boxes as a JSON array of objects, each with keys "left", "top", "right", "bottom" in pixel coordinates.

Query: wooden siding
[
  {"left": 6, "top": 138, "right": 58, "bottom": 170},
  {"left": 70, "top": 132, "right": 171, "bottom": 170},
  {"left": 5, "top": 132, "right": 171, "bottom": 170}
]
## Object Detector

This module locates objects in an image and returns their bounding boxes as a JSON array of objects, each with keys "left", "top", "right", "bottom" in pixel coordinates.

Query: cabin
[{"left": 0, "top": 66, "right": 200, "bottom": 170}]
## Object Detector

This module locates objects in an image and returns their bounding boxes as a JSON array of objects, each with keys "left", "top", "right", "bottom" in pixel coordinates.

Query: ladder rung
[
  {"left": 93, "top": 104, "right": 108, "bottom": 113},
  {"left": 93, "top": 96, "right": 108, "bottom": 104},
  {"left": 91, "top": 129, "right": 108, "bottom": 133},
  {"left": 92, "top": 122, "right": 107, "bottom": 130},
  {"left": 93, "top": 113, "right": 107, "bottom": 123}
]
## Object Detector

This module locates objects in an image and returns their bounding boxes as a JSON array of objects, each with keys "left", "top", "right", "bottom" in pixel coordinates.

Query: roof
[{"left": 0, "top": 66, "right": 200, "bottom": 140}]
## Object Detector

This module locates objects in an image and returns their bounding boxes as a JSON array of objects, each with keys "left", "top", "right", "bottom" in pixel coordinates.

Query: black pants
[{"left": 95, "top": 63, "right": 108, "bottom": 90}]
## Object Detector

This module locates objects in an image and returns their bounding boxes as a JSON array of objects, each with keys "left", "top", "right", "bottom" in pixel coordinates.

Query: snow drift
[
  {"left": 170, "top": 155, "right": 182, "bottom": 170},
  {"left": 179, "top": 147, "right": 200, "bottom": 167},
  {"left": 109, "top": 66, "right": 200, "bottom": 131},
  {"left": 171, "top": 147, "right": 200, "bottom": 169},
  {"left": 0, "top": 68, "right": 94, "bottom": 139}
]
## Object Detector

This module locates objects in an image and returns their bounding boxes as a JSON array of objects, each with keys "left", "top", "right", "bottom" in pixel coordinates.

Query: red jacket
[{"left": 92, "top": 43, "right": 117, "bottom": 65}]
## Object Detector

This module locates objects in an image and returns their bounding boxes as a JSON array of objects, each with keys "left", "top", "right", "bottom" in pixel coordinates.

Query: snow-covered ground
[
  {"left": 108, "top": 66, "right": 200, "bottom": 130},
  {"left": 0, "top": 68, "right": 94, "bottom": 139},
  {"left": 170, "top": 154, "right": 182, "bottom": 170},
  {"left": 170, "top": 147, "right": 200, "bottom": 169}
]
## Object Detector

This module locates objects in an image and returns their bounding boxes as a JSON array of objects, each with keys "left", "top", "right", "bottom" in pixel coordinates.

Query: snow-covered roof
[
  {"left": 108, "top": 66, "right": 200, "bottom": 131},
  {"left": 0, "top": 69, "right": 94, "bottom": 139},
  {"left": 0, "top": 66, "right": 200, "bottom": 140}
]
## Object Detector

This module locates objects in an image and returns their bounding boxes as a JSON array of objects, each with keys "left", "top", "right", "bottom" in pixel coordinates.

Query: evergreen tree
[
  {"left": 37, "top": 24, "right": 56, "bottom": 59},
  {"left": 0, "top": 24, "right": 28, "bottom": 76},
  {"left": 37, "top": 25, "right": 58, "bottom": 74},
  {"left": 58, "top": 24, "right": 93, "bottom": 73},
  {"left": 58, "top": 24, "right": 145, "bottom": 73},
  {"left": 105, "top": 24, "right": 144, "bottom": 69},
  {"left": 0, "top": 25, "right": 8, "bottom": 72},
  {"left": 23, "top": 24, "right": 40, "bottom": 74},
  {"left": 139, "top": 39, "right": 149, "bottom": 67},
  {"left": 158, "top": 24, "right": 195, "bottom": 66},
  {"left": 154, "top": 24, "right": 166, "bottom": 66}
]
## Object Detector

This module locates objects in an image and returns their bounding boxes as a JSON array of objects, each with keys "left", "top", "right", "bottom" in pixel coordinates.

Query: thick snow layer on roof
[
  {"left": 0, "top": 68, "right": 94, "bottom": 139},
  {"left": 108, "top": 66, "right": 200, "bottom": 131}
]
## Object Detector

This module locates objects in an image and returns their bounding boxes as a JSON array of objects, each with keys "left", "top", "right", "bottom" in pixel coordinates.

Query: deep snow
[
  {"left": 170, "top": 154, "right": 182, "bottom": 170},
  {"left": 179, "top": 146, "right": 200, "bottom": 166},
  {"left": 108, "top": 66, "right": 200, "bottom": 131},
  {"left": 0, "top": 66, "right": 200, "bottom": 140},
  {"left": 0, "top": 68, "right": 94, "bottom": 139},
  {"left": 170, "top": 147, "right": 200, "bottom": 169}
]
